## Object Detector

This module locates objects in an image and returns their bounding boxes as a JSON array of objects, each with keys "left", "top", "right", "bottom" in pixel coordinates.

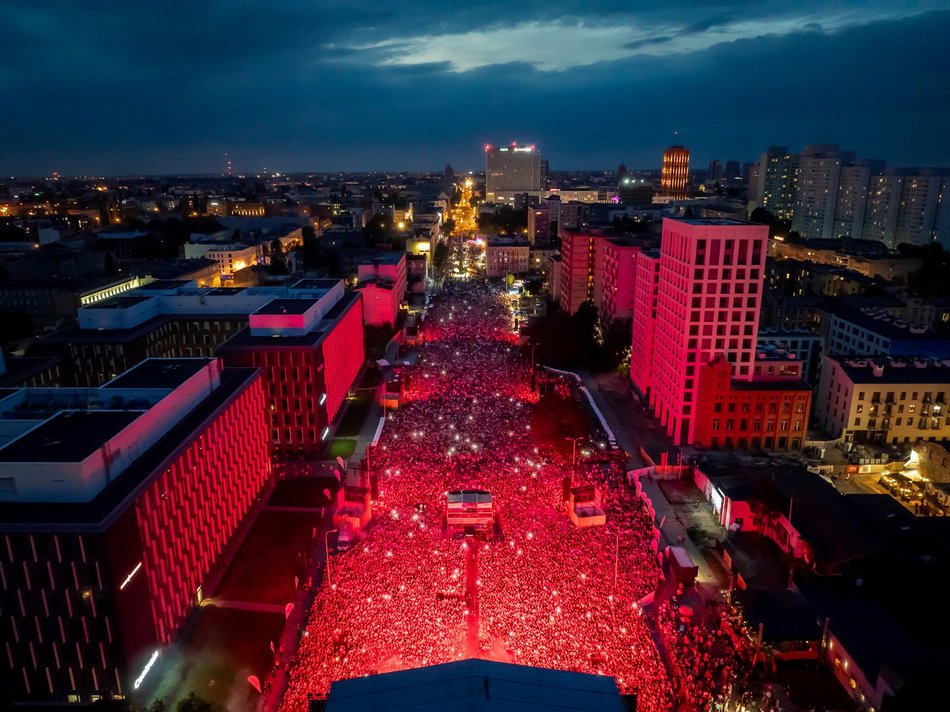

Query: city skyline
[{"left": 2, "top": 1, "right": 950, "bottom": 175}]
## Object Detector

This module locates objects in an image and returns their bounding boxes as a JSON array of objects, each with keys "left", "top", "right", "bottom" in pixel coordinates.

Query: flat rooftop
[
  {"left": 87, "top": 295, "right": 153, "bottom": 309},
  {"left": 733, "top": 379, "right": 812, "bottom": 392},
  {"left": 103, "top": 358, "right": 214, "bottom": 389},
  {"left": 221, "top": 291, "right": 359, "bottom": 348},
  {"left": 358, "top": 251, "right": 405, "bottom": 265},
  {"left": 0, "top": 368, "right": 260, "bottom": 529},
  {"left": 255, "top": 298, "right": 320, "bottom": 315},
  {"left": 672, "top": 217, "right": 755, "bottom": 226},
  {"left": 826, "top": 306, "right": 942, "bottom": 340},
  {"left": 292, "top": 278, "right": 340, "bottom": 290},
  {"left": 0, "top": 410, "right": 142, "bottom": 463},
  {"left": 834, "top": 358, "right": 950, "bottom": 385},
  {"left": 137, "top": 279, "right": 191, "bottom": 291},
  {"left": 326, "top": 659, "right": 625, "bottom": 712}
]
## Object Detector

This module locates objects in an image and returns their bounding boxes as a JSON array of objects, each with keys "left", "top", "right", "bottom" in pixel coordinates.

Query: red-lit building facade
[
  {"left": 598, "top": 238, "right": 641, "bottom": 325},
  {"left": 356, "top": 253, "right": 407, "bottom": 328},
  {"left": 630, "top": 250, "right": 660, "bottom": 398},
  {"left": 218, "top": 290, "right": 365, "bottom": 458},
  {"left": 0, "top": 358, "right": 271, "bottom": 703},
  {"left": 630, "top": 219, "right": 812, "bottom": 449},
  {"left": 692, "top": 356, "right": 812, "bottom": 450},
  {"left": 557, "top": 228, "right": 600, "bottom": 315}
]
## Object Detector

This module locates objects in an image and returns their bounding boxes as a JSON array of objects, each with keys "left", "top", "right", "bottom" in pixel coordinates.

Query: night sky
[{"left": 3, "top": 0, "right": 950, "bottom": 175}]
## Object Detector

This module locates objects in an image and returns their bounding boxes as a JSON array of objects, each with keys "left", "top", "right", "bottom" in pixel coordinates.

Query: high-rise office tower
[
  {"left": 708, "top": 160, "right": 723, "bottom": 182},
  {"left": 792, "top": 144, "right": 851, "bottom": 239},
  {"left": 638, "top": 218, "right": 768, "bottom": 444},
  {"left": 725, "top": 160, "right": 741, "bottom": 180},
  {"left": 485, "top": 143, "right": 541, "bottom": 203},
  {"left": 756, "top": 147, "right": 798, "bottom": 221},
  {"left": 660, "top": 145, "right": 690, "bottom": 199}
]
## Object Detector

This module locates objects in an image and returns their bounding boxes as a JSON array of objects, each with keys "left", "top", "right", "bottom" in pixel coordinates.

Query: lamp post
[
  {"left": 324, "top": 528, "right": 338, "bottom": 586},
  {"left": 566, "top": 436, "right": 585, "bottom": 482}
]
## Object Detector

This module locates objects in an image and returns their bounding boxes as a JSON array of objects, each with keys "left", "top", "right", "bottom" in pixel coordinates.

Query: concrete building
[
  {"left": 35, "top": 279, "right": 353, "bottom": 387},
  {"left": 815, "top": 356, "right": 950, "bottom": 446},
  {"left": 217, "top": 286, "right": 364, "bottom": 459},
  {"left": 863, "top": 174, "right": 904, "bottom": 246},
  {"left": 756, "top": 147, "right": 798, "bottom": 221},
  {"left": 527, "top": 206, "right": 551, "bottom": 244},
  {"left": 486, "top": 237, "right": 530, "bottom": 278},
  {"left": 556, "top": 229, "right": 600, "bottom": 315},
  {"left": 183, "top": 242, "right": 260, "bottom": 278},
  {"left": 832, "top": 160, "right": 883, "bottom": 239},
  {"left": 632, "top": 219, "right": 783, "bottom": 445},
  {"left": 529, "top": 246, "right": 557, "bottom": 276},
  {"left": 660, "top": 145, "right": 689, "bottom": 200},
  {"left": 756, "top": 328, "right": 824, "bottom": 383},
  {"left": 485, "top": 143, "right": 541, "bottom": 204},
  {"left": 356, "top": 252, "right": 407, "bottom": 328},
  {"left": 770, "top": 236, "right": 922, "bottom": 283},
  {"left": 0, "top": 358, "right": 271, "bottom": 703},
  {"left": 598, "top": 238, "right": 640, "bottom": 325},
  {"left": 893, "top": 171, "right": 947, "bottom": 247},
  {"left": 630, "top": 250, "right": 660, "bottom": 398},
  {"left": 793, "top": 145, "right": 847, "bottom": 240},
  {"left": 557, "top": 201, "right": 588, "bottom": 231},
  {"left": 693, "top": 355, "right": 811, "bottom": 451},
  {"left": 823, "top": 307, "right": 950, "bottom": 359}
]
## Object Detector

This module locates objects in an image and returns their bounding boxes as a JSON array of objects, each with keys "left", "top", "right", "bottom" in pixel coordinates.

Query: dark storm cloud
[{"left": 0, "top": 0, "right": 948, "bottom": 174}]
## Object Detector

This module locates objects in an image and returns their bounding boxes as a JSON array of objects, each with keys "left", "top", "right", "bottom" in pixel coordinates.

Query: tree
[
  {"left": 302, "top": 227, "right": 321, "bottom": 268},
  {"left": 601, "top": 317, "right": 632, "bottom": 371},
  {"left": 104, "top": 251, "right": 120, "bottom": 276},
  {"left": 433, "top": 242, "right": 449, "bottom": 271},
  {"left": 268, "top": 238, "right": 288, "bottom": 275},
  {"left": 175, "top": 692, "right": 217, "bottom": 712},
  {"left": 749, "top": 207, "right": 791, "bottom": 239}
]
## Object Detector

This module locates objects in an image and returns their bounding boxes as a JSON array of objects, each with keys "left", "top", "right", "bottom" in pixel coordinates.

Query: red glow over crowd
[{"left": 280, "top": 283, "right": 750, "bottom": 711}]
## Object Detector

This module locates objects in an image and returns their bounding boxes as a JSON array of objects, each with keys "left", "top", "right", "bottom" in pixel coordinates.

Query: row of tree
[{"left": 526, "top": 300, "right": 631, "bottom": 372}]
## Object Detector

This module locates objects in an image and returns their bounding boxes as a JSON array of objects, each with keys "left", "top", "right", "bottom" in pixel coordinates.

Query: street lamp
[
  {"left": 565, "top": 436, "right": 586, "bottom": 482},
  {"left": 324, "top": 528, "right": 338, "bottom": 586}
]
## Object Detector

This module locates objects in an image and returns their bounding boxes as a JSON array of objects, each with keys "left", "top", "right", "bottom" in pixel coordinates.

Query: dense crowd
[
  {"left": 279, "top": 282, "right": 745, "bottom": 711},
  {"left": 657, "top": 599, "right": 755, "bottom": 710}
]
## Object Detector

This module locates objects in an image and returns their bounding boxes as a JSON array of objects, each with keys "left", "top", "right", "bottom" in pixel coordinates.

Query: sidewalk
[
  {"left": 575, "top": 369, "right": 728, "bottom": 593},
  {"left": 259, "top": 504, "right": 334, "bottom": 712}
]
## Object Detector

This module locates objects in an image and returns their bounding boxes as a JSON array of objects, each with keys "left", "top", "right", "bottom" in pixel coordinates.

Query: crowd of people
[
  {"left": 279, "top": 281, "right": 747, "bottom": 711},
  {"left": 656, "top": 599, "right": 755, "bottom": 710}
]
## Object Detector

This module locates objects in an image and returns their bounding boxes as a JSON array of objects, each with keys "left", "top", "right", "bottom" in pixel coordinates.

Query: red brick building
[{"left": 693, "top": 355, "right": 812, "bottom": 450}]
